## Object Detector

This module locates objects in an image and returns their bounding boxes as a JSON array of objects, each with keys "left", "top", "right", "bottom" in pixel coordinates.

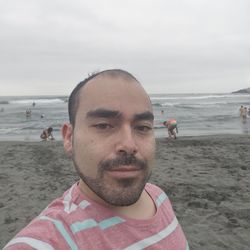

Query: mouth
[{"left": 106, "top": 166, "right": 142, "bottom": 178}]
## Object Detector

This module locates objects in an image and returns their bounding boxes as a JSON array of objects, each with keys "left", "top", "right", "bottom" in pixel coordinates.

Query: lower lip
[{"left": 106, "top": 169, "right": 141, "bottom": 179}]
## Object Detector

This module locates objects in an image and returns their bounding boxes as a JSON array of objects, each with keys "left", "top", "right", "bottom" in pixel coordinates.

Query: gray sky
[{"left": 0, "top": 0, "right": 250, "bottom": 95}]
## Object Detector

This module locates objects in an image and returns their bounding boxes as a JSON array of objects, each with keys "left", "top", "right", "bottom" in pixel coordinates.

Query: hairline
[{"left": 69, "top": 69, "right": 142, "bottom": 127}]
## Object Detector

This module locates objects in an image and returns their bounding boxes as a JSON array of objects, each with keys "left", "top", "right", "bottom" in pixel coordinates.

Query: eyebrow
[
  {"left": 86, "top": 109, "right": 154, "bottom": 121},
  {"left": 134, "top": 111, "right": 154, "bottom": 121},
  {"left": 86, "top": 109, "right": 122, "bottom": 119}
]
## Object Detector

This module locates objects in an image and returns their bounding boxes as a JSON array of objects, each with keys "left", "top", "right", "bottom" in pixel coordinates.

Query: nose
[{"left": 115, "top": 125, "right": 138, "bottom": 155}]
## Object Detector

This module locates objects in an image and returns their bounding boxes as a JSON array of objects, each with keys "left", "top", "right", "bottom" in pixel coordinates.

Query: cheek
[
  {"left": 148, "top": 143, "right": 156, "bottom": 162},
  {"left": 140, "top": 138, "right": 155, "bottom": 161},
  {"left": 73, "top": 136, "right": 104, "bottom": 174}
]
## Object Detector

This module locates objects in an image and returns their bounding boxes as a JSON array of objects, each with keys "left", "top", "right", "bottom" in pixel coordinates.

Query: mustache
[{"left": 99, "top": 154, "right": 147, "bottom": 171}]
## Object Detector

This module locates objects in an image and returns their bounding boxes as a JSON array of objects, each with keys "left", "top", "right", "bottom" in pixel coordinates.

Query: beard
[{"left": 73, "top": 153, "right": 152, "bottom": 206}]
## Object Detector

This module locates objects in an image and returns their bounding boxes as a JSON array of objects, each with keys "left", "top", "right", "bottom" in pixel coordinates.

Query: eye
[
  {"left": 135, "top": 125, "right": 152, "bottom": 133},
  {"left": 94, "top": 123, "right": 113, "bottom": 130}
]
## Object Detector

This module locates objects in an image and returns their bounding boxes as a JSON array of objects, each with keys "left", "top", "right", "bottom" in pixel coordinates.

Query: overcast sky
[{"left": 0, "top": 0, "right": 250, "bottom": 95}]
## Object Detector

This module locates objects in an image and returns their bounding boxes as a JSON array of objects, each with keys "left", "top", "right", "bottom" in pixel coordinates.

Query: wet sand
[{"left": 0, "top": 135, "right": 250, "bottom": 249}]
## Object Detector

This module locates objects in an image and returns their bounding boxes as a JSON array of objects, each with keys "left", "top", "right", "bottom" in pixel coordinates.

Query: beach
[
  {"left": 1, "top": 94, "right": 250, "bottom": 140},
  {"left": 0, "top": 135, "right": 250, "bottom": 249}
]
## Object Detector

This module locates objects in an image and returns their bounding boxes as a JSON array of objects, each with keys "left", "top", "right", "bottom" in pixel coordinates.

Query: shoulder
[
  {"left": 4, "top": 184, "right": 81, "bottom": 250},
  {"left": 145, "top": 183, "right": 169, "bottom": 205},
  {"left": 145, "top": 182, "right": 164, "bottom": 193},
  {"left": 3, "top": 209, "right": 71, "bottom": 249},
  {"left": 145, "top": 183, "right": 176, "bottom": 213}
]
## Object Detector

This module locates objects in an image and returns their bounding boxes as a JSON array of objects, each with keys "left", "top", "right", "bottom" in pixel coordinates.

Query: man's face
[{"left": 64, "top": 75, "right": 155, "bottom": 206}]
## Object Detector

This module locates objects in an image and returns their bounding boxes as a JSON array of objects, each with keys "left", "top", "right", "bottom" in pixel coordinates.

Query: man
[
  {"left": 25, "top": 108, "right": 31, "bottom": 118},
  {"left": 40, "top": 127, "right": 54, "bottom": 141},
  {"left": 163, "top": 119, "right": 178, "bottom": 139},
  {"left": 4, "top": 69, "right": 188, "bottom": 249},
  {"left": 242, "top": 107, "right": 248, "bottom": 122},
  {"left": 239, "top": 105, "right": 244, "bottom": 120}
]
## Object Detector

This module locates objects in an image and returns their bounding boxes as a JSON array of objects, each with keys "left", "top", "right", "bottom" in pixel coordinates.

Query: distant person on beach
[
  {"left": 32, "top": 102, "right": 36, "bottom": 107},
  {"left": 25, "top": 109, "right": 31, "bottom": 118},
  {"left": 163, "top": 119, "right": 178, "bottom": 139},
  {"left": 239, "top": 105, "right": 244, "bottom": 119},
  {"left": 4, "top": 69, "right": 188, "bottom": 250},
  {"left": 0, "top": 107, "right": 4, "bottom": 112},
  {"left": 40, "top": 127, "right": 54, "bottom": 141},
  {"left": 242, "top": 107, "right": 248, "bottom": 122}
]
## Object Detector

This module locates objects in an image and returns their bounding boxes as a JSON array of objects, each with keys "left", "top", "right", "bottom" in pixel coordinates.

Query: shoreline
[
  {"left": 0, "top": 131, "right": 249, "bottom": 142},
  {"left": 0, "top": 134, "right": 250, "bottom": 249}
]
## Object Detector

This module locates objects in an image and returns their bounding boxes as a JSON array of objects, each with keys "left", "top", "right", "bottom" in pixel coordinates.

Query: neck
[
  {"left": 78, "top": 180, "right": 156, "bottom": 220},
  {"left": 111, "top": 189, "right": 156, "bottom": 220}
]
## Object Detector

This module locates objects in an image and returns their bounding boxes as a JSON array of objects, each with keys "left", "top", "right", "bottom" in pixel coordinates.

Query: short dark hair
[
  {"left": 68, "top": 69, "right": 139, "bottom": 127},
  {"left": 48, "top": 127, "right": 53, "bottom": 133}
]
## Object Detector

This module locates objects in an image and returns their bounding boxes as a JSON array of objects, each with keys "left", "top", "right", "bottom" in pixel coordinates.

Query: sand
[{"left": 0, "top": 135, "right": 250, "bottom": 249}]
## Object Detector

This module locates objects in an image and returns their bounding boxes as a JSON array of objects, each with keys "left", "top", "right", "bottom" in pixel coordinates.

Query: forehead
[{"left": 77, "top": 75, "right": 152, "bottom": 115}]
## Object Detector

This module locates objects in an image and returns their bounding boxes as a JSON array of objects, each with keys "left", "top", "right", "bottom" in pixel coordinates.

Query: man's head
[
  {"left": 48, "top": 127, "right": 53, "bottom": 133},
  {"left": 68, "top": 69, "right": 139, "bottom": 128},
  {"left": 62, "top": 69, "right": 155, "bottom": 207}
]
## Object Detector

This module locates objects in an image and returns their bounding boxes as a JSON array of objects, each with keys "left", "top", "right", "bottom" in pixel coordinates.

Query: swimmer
[
  {"left": 26, "top": 109, "right": 31, "bottom": 118},
  {"left": 239, "top": 105, "right": 244, "bottom": 119},
  {"left": 242, "top": 107, "right": 247, "bottom": 122}
]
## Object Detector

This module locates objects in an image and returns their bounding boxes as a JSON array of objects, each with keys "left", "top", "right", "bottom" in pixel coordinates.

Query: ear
[{"left": 62, "top": 123, "right": 73, "bottom": 156}]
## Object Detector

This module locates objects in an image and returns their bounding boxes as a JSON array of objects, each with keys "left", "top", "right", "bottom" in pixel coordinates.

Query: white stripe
[
  {"left": 124, "top": 217, "right": 179, "bottom": 250},
  {"left": 3, "top": 237, "right": 54, "bottom": 250},
  {"left": 156, "top": 192, "right": 168, "bottom": 207},
  {"left": 79, "top": 200, "right": 90, "bottom": 209},
  {"left": 38, "top": 216, "right": 78, "bottom": 250},
  {"left": 63, "top": 185, "right": 75, "bottom": 213},
  {"left": 63, "top": 184, "right": 90, "bottom": 213},
  {"left": 186, "top": 240, "right": 190, "bottom": 250}
]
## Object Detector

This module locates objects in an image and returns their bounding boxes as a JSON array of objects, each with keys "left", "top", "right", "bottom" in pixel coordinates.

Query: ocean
[{"left": 0, "top": 93, "right": 250, "bottom": 141}]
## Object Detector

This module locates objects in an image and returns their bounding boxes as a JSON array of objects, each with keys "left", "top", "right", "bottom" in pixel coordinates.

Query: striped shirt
[{"left": 4, "top": 183, "right": 189, "bottom": 250}]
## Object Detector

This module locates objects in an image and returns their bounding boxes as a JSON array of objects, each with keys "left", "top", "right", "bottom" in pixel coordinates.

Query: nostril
[
  {"left": 118, "top": 149, "right": 126, "bottom": 154},
  {"left": 118, "top": 148, "right": 137, "bottom": 155},
  {"left": 115, "top": 127, "right": 138, "bottom": 154}
]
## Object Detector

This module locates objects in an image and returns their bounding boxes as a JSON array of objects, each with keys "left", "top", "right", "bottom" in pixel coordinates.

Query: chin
[{"left": 98, "top": 180, "right": 146, "bottom": 206}]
